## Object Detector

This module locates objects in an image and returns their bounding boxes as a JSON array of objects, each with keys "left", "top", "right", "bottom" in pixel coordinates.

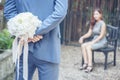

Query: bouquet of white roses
[
  {"left": 7, "top": 12, "right": 41, "bottom": 38},
  {"left": 7, "top": 12, "right": 42, "bottom": 80}
]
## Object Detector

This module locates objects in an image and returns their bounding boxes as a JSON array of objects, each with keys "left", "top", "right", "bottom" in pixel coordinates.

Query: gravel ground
[{"left": 33, "top": 45, "right": 120, "bottom": 80}]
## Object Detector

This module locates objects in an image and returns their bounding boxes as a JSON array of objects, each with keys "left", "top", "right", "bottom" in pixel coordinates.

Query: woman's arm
[
  {"left": 92, "top": 23, "right": 106, "bottom": 44},
  {"left": 35, "top": 0, "right": 68, "bottom": 35},
  {"left": 4, "top": 0, "right": 18, "bottom": 20},
  {"left": 81, "top": 27, "right": 93, "bottom": 39},
  {"left": 79, "top": 26, "right": 92, "bottom": 44}
]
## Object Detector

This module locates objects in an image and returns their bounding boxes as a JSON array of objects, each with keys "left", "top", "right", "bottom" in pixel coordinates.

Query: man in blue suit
[{"left": 4, "top": 0, "right": 68, "bottom": 80}]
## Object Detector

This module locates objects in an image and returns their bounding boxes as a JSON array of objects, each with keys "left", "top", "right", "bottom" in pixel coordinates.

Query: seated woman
[{"left": 79, "top": 8, "right": 107, "bottom": 73}]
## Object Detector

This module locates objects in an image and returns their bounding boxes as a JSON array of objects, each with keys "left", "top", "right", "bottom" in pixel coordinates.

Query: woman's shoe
[
  {"left": 79, "top": 63, "right": 88, "bottom": 70},
  {"left": 84, "top": 66, "right": 93, "bottom": 73}
]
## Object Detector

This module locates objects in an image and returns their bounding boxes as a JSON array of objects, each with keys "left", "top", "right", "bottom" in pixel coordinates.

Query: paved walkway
[{"left": 33, "top": 45, "right": 120, "bottom": 80}]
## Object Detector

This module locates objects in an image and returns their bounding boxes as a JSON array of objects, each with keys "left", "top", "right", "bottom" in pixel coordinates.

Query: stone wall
[
  {"left": 0, "top": 10, "right": 4, "bottom": 31},
  {"left": 0, "top": 50, "right": 14, "bottom": 80}
]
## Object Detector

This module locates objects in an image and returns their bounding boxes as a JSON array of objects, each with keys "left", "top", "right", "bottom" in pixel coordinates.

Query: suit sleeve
[
  {"left": 35, "top": 0, "right": 68, "bottom": 35},
  {"left": 4, "top": 0, "right": 18, "bottom": 20}
]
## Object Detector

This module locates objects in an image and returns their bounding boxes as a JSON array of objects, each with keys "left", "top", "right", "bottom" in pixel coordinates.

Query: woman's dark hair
[{"left": 90, "top": 8, "right": 103, "bottom": 29}]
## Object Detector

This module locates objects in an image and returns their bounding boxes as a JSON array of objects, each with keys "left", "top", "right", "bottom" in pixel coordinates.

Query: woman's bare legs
[
  {"left": 81, "top": 42, "right": 93, "bottom": 72},
  {"left": 86, "top": 45, "right": 93, "bottom": 66},
  {"left": 79, "top": 43, "right": 89, "bottom": 70},
  {"left": 84, "top": 44, "right": 93, "bottom": 72},
  {"left": 81, "top": 43, "right": 89, "bottom": 64}
]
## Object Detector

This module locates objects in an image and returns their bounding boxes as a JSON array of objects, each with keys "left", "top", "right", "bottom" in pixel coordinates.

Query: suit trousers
[{"left": 15, "top": 52, "right": 59, "bottom": 80}]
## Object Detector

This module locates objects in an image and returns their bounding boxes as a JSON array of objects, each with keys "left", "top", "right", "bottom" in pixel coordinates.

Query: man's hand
[{"left": 28, "top": 35, "right": 43, "bottom": 43}]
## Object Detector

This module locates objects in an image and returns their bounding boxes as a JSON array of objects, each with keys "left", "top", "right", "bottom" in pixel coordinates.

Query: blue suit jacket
[{"left": 4, "top": 0, "right": 68, "bottom": 63}]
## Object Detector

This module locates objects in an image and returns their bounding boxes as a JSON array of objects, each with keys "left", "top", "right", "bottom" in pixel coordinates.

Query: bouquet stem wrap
[{"left": 12, "top": 34, "right": 29, "bottom": 80}]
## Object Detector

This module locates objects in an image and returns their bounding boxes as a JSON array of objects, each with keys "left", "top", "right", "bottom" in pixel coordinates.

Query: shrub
[{"left": 0, "top": 29, "right": 13, "bottom": 50}]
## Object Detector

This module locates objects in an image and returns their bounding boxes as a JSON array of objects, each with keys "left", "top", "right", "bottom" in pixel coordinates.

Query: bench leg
[
  {"left": 92, "top": 51, "right": 95, "bottom": 64},
  {"left": 82, "top": 56, "right": 84, "bottom": 66},
  {"left": 114, "top": 50, "right": 116, "bottom": 66},
  {"left": 104, "top": 52, "right": 108, "bottom": 70}
]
